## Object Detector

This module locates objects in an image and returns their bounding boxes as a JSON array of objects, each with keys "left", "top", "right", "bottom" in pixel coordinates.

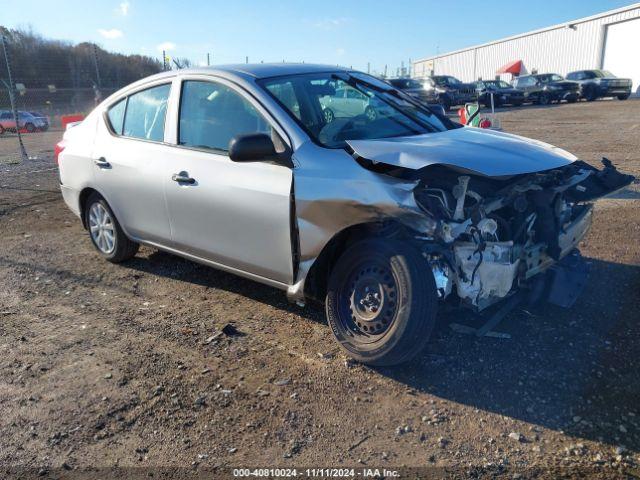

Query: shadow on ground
[{"left": 124, "top": 251, "right": 640, "bottom": 450}]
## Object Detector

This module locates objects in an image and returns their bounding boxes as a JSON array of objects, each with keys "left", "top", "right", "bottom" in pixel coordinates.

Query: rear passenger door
[
  {"left": 163, "top": 77, "right": 294, "bottom": 284},
  {"left": 92, "top": 81, "right": 174, "bottom": 244}
]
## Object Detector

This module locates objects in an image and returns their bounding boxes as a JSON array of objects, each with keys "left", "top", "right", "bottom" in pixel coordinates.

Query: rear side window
[
  {"left": 178, "top": 80, "right": 270, "bottom": 152},
  {"left": 123, "top": 84, "right": 171, "bottom": 142},
  {"left": 107, "top": 98, "right": 126, "bottom": 134}
]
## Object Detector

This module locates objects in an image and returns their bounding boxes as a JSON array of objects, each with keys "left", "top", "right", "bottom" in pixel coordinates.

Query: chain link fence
[{"left": 0, "top": 29, "right": 162, "bottom": 165}]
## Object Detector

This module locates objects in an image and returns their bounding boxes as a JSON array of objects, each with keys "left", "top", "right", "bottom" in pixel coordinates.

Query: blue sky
[{"left": 0, "top": 0, "right": 635, "bottom": 74}]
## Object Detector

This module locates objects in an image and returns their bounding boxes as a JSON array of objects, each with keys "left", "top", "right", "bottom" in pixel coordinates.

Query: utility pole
[
  {"left": 1, "top": 35, "right": 28, "bottom": 162},
  {"left": 92, "top": 43, "right": 102, "bottom": 87},
  {"left": 245, "top": 56, "right": 248, "bottom": 64},
  {"left": 162, "top": 50, "right": 167, "bottom": 70},
  {"left": 207, "top": 53, "right": 210, "bottom": 66},
  {"left": 367, "top": 62, "right": 370, "bottom": 74}
]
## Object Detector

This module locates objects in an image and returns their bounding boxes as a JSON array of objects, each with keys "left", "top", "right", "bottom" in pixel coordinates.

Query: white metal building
[{"left": 413, "top": 3, "right": 640, "bottom": 94}]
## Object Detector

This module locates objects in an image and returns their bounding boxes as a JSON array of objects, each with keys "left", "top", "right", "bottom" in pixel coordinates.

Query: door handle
[
  {"left": 94, "top": 157, "right": 111, "bottom": 168},
  {"left": 172, "top": 171, "right": 196, "bottom": 184}
]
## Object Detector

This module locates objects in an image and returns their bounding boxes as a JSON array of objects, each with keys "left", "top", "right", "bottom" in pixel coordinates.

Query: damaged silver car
[{"left": 58, "top": 64, "right": 634, "bottom": 365}]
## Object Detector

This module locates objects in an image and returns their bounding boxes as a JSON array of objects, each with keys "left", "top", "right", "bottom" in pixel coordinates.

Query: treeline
[{"left": 0, "top": 27, "right": 162, "bottom": 89}]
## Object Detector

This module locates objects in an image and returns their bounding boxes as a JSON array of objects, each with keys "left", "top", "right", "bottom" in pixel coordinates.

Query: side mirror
[{"left": 228, "top": 133, "right": 284, "bottom": 164}]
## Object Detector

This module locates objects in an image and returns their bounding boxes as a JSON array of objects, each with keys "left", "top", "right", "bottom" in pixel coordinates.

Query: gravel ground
[{"left": 0, "top": 99, "right": 639, "bottom": 479}]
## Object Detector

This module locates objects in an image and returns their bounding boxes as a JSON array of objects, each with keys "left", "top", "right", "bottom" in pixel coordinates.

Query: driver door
[{"left": 163, "top": 77, "right": 294, "bottom": 284}]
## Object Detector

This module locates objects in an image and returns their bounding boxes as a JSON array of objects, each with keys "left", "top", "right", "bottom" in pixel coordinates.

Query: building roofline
[{"left": 414, "top": 2, "right": 640, "bottom": 64}]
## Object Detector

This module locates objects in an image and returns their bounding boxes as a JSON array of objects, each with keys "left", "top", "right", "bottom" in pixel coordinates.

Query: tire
[
  {"left": 25, "top": 123, "right": 35, "bottom": 133},
  {"left": 323, "top": 108, "right": 334, "bottom": 123},
  {"left": 325, "top": 238, "right": 438, "bottom": 366},
  {"left": 583, "top": 85, "right": 598, "bottom": 102},
  {"left": 512, "top": 100, "right": 523, "bottom": 107},
  {"left": 566, "top": 95, "right": 577, "bottom": 104},
  {"left": 85, "top": 193, "right": 139, "bottom": 263},
  {"left": 364, "top": 105, "right": 377, "bottom": 121},
  {"left": 617, "top": 93, "right": 630, "bottom": 101},
  {"left": 538, "top": 92, "right": 551, "bottom": 105},
  {"left": 0, "top": 125, "right": 4, "bottom": 135},
  {"left": 439, "top": 96, "right": 452, "bottom": 111}
]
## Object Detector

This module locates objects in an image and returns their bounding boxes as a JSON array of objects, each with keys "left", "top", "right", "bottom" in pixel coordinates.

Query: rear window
[{"left": 107, "top": 98, "right": 126, "bottom": 135}]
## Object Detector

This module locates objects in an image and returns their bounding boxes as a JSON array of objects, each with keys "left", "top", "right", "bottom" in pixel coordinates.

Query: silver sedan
[{"left": 58, "top": 64, "right": 633, "bottom": 365}]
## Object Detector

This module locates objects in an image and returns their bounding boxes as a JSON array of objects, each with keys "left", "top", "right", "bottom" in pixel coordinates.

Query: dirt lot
[{"left": 1, "top": 99, "right": 639, "bottom": 479}]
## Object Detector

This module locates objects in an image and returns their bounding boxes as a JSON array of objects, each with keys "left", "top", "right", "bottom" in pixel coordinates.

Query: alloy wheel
[{"left": 88, "top": 202, "right": 116, "bottom": 254}]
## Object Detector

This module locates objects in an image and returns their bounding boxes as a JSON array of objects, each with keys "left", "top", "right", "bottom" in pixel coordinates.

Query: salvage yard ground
[{"left": 1, "top": 99, "right": 639, "bottom": 478}]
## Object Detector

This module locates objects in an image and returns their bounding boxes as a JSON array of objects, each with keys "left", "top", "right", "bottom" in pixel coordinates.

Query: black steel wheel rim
[{"left": 337, "top": 260, "right": 399, "bottom": 342}]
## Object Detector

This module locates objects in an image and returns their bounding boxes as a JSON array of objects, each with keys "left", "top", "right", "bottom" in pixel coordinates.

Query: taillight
[{"left": 54, "top": 140, "right": 66, "bottom": 165}]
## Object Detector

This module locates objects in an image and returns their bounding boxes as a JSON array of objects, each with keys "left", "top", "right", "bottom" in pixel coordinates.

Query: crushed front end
[{"left": 412, "top": 158, "right": 634, "bottom": 310}]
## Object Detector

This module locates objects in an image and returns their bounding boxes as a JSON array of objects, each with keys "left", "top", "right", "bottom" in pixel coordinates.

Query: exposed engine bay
[{"left": 410, "top": 158, "right": 633, "bottom": 310}]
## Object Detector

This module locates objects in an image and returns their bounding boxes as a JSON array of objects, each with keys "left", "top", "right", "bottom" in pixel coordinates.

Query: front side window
[
  {"left": 179, "top": 80, "right": 271, "bottom": 152},
  {"left": 260, "top": 72, "right": 451, "bottom": 149},
  {"left": 123, "top": 84, "right": 170, "bottom": 142}
]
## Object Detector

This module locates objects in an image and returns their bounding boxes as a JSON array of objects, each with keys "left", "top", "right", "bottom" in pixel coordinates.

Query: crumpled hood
[{"left": 347, "top": 127, "right": 578, "bottom": 177}]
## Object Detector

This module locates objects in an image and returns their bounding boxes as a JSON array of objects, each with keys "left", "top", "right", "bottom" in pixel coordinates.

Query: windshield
[
  {"left": 484, "top": 80, "right": 511, "bottom": 89},
  {"left": 593, "top": 70, "right": 615, "bottom": 78},
  {"left": 259, "top": 72, "right": 451, "bottom": 149},
  {"left": 537, "top": 74, "right": 564, "bottom": 83},
  {"left": 434, "top": 76, "right": 461, "bottom": 86},
  {"left": 389, "top": 78, "right": 424, "bottom": 89}
]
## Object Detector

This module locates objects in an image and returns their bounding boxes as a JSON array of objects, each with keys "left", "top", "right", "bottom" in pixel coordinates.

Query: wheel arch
[{"left": 302, "top": 219, "right": 407, "bottom": 303}]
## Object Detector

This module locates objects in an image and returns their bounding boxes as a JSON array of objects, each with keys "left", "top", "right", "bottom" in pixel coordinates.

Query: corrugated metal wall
[{"left": 413, "top": 6, "right": 640, "bottom": 82}]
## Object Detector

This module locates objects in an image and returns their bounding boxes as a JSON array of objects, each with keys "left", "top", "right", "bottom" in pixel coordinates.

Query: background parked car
[
  {"left": 423, "top": 75, "right": 477, "bottom": 110},
  {"left": 320, "top": 86, "right": 377, "bottom": 122},
  {"left": 512, "top": 74, "right": 579, "bottom": 105},
  {"left": 0, "top": 110, "right": 48, "bottom": 133},
  {"left": 387, "top": 78, "right": 435, "bottom": 104},
  {"left": 28, "top": 111, "right": 50, "bottom": 131},
  {"left": 474, "top": 80, "right": 525, "bottom": 107},
  {"left": 566, "top": 69, "right": 632, "bottom": 101}
]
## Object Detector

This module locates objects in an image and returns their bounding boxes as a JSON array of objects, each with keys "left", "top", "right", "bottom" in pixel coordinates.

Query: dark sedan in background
[
  {"left": 474, "top": 80, "right": 525, "bottom": 107},
  {"left": 513, "top": 74, "right": 579, "bottom": 105},
  {"left": 566, "top": 69, "right": 632, "bottom": 101}
]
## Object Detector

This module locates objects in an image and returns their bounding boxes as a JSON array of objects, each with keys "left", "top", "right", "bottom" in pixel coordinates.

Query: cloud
[
  {"left": 98, "top": 28, "right": 123, "bottom": 39},
  {"left": 156, "top": 41, "right": 176, "bottom": 52},
  {"left": 314, "top": 17, "right": 348, "bottom": 29},
  {"left": 116, "top": 1, "right": 130, "bottom": 15}
]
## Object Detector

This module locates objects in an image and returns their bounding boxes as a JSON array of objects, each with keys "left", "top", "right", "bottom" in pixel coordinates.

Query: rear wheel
[
  {"left": 25, "top": 123, "right": 35, "bottom": 133},
  {"left": 325, "top": 238, "right": 438, "bottom": 366},
  {"left": 583, "top": 85, "right": 598, "bottom": 102},
  {"left": 538, "top": 92, "right": 551, "bottom": 105},
  {"left": 0, "top": 125, "right": 4, "bottom": 135},
  {"left": 85, "top": 193, "right": 139, "bottom": 263},
  {"left": 617, "top": 93, "right": 630, "bottom": 100}
]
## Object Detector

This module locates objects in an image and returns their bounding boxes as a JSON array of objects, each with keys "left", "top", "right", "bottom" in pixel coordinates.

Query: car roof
[{"left": 141, "top": 63, "right": 353, "bottom": 83}]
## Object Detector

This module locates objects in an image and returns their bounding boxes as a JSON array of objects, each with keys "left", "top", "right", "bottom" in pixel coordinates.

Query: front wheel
[
  {"left": 85, "top": 193, "right": 139, "bottom": 263},
  {"left": 618, "top": 93, "right": 630, "bottom": 100},
  {"left": 364, "top": 105, "right": 377, "bottom": 121},
  {"left": 323, "top": 108, "right": 335, "bottom": 123},
  {"left": 325, "top": 238, "right": 438, "bottom": 366},
  {"left": 25, "top": 123, "right": 36, "bottom": 133},
  {"left": 438, "top": 96, "right": 452, "bottom": 111}
]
